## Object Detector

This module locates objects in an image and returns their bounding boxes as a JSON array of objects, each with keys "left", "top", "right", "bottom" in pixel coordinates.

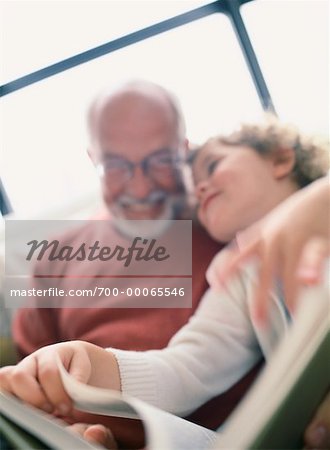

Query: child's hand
[
  {"left": 207, "top": 177, "right": 330, "bottom": 322},
  {"left": 0, "top": 341, "right": 120, "bottom": 416},
  {"left": 68, "top": 423, "right": 118, "bottom": 449}
]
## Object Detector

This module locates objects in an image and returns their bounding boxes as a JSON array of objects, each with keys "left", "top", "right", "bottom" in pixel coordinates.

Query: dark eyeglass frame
[{"left": 96, "top": 148, "right": 184, "bottom": 183}]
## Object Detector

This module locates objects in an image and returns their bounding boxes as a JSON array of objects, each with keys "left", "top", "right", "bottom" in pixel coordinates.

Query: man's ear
[
  {"left": 272, "top": 147, "right": 296, "bottom": 179},
  {"left": 87, "top": 146, "right": 96, "bottom": 165},
  {"left": 182, "top": 138, "right": 189, "bottom": 157}
]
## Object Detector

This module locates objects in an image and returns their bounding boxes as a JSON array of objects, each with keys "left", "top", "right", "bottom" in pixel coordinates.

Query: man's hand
[
  {"left": 0, "top": 341, "right": 120, "bottom": 416},
  {"left": 68, "top": 423, "right": 118, "bottom": 449},
  {"left": 304, "top": 391, "right": 330, "bottom": 449}
]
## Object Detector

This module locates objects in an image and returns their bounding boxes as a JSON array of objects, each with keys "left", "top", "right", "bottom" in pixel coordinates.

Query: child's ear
[{"left": 272, "top": 147, "right": 296, "bottom": 179}]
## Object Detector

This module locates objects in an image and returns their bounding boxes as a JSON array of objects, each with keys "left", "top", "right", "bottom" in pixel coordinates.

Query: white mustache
[{"left": 117, "top": 191, "right": 167, "bottom": 207}]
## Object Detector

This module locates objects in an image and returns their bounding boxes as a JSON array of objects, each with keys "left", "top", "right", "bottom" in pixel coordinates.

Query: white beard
[{"left": 111, "top": 196, "right": 183, "bottom": 239}]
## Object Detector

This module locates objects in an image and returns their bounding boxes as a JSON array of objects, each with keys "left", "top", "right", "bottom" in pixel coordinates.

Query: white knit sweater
[{"left": 109, "top": 260, "right": 316, "bottom": 417}]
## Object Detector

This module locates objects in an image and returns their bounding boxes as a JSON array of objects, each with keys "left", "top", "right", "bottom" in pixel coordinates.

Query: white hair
[{"left": 87, "top": 79, "right": 186, "bottom": 143}]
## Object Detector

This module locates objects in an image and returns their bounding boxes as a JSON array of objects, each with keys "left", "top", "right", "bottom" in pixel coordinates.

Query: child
[
  {"left": 207, "top": 175, "right": 330, "bottom": 321},
  {"left": 0, "top": 118, "right": 328, "bottom": 448}
]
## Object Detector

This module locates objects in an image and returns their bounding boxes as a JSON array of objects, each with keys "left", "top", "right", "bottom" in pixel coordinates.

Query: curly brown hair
[{"left": 212, "top": 115, "right": 329, "bottom": 188}]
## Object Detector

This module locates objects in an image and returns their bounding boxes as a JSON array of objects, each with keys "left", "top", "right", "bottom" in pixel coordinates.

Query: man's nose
[{"left": 125, "top": 165, "right": 154, "bottom": 199}]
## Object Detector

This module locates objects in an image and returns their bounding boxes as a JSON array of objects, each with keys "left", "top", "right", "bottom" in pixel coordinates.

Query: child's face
[{"left": 192, "top": 141, "right": 277, "bottom": 242}]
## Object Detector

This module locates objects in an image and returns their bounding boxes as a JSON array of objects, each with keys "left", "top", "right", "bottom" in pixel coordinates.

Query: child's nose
[{"left": 195, "top": 180, "right": 208, "bottom": 201}]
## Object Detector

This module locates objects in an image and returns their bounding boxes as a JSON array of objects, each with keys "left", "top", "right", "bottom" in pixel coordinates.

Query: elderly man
[
  {"left": 13, "top": 79, "right": 222, "bottom": 352},
  {"left": 11, "top": 80, "right": 257, "bottom": 445}
]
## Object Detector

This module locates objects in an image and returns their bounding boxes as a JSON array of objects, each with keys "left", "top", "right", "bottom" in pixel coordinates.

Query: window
[
  {"left": 242, "top": 0, "right": 329, "bottom": 136},
  {"left": 2, "top": 2, "right": 262, "bottom": 216},
  {"left": 1, "top": 0, "right": 211, "bottom": 84}
]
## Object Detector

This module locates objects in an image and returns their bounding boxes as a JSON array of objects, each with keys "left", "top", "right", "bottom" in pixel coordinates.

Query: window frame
[{"left": 0, "top": 0, "right": 274, "bottom": 216}]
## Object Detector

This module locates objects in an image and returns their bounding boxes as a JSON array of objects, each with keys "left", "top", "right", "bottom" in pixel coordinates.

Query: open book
[
  {"left": 215, "top": 286, "right": 330, "bottom": 449},
  {"left": 0, "top": 376, "right": 216, "bottom": 450},
  {"left": 0, "top": 286, "right": 329, "bottom": 450}
]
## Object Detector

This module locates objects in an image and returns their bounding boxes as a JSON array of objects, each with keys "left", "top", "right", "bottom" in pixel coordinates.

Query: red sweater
[{"left": 14, "top": 220, "right": 220, "bottom": 353}]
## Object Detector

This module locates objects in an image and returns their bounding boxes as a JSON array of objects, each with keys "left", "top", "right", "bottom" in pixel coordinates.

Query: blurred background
[{"left": 1, "top": 0, "right": 328, "bottom": 218}]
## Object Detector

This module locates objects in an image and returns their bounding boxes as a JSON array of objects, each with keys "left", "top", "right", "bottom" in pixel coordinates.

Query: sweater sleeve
[{"left": 108, "top": 272, "right": 262, "bottom": 416}]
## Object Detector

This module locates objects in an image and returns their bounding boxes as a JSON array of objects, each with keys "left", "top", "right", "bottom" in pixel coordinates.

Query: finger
[
  {"left": 304, "top": 424, "right": 330, "bottom": 450},
  {"left": 207, "top": 224, "right": 263, "bottom": 289},
  {"left": 67, "top": 422, "right": 117, "bottom": 448},
  {"left": 67, "top": 422, "right": 91, "bottom": 436},
  {"left": 68, "top": 345, "right": 92, "bottom": 384},
  {"left": 36, "top": 349, "right": 74, "bottom": 416},
  {"left": 252, "top": 243, "right": 276, "bottom": 326},
  {"left": 280, "top": 241, "right": 303, "bottom": 314},
  {"left": 206, "top": 246, "right": 238, "bottom": 290},
  {"left": 0, "top": 366, "right": 15, "bottom": 392},
  {"left": 297, "top": 237, "right": 330, "bottom": 286},
  {"left": 222, "top": 241, "right": 259, "bottom": 282},
  {"left": 304, "top": 391, "right": 330, "bottom": 449},
  {"left": 216, "top": 241, "right": 259, "bottom": 288},
  {"left": 5, "top": 358, "right": 53, "bottom": 413},
  {"left": 37, "top": 344, "right": 92, "bottom": 416},
  {"left": 84, "top": 425, "right": 118, "bottom": 449}
]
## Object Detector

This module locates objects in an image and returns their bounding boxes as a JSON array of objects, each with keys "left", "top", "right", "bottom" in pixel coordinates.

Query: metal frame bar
[
  {"left": 0, "top": 179, "right": 13, "bottom": 216},
  {"left": 0, "top": 1, "right": 223, "bottom": 97},
  {"left": 223, "top": 0, "right": 276, "bottom": 113},
  {"left": 0, "top": 1, "right": 261, "bottom": 99}
]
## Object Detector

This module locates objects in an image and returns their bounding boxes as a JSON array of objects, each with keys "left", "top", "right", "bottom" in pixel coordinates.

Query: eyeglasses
[{"left": 96, "top": 149, "right": 182, "bottom": 185}]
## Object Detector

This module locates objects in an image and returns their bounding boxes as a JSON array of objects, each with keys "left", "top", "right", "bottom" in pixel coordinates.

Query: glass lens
[
  {"left": 102, "top": 157, "right": 131, "bottom": 181},
  {"left": 147, "top": 150, "right": 175, "bottom": 168},
  {"left": 146, "top": 150, "right": 178, "bottom": 182}
]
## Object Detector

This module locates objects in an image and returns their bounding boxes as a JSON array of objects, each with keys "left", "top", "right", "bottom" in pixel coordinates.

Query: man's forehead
[
  {"left": 96, "top": 101, "right": 176, "bottom": 139},
  {"left": 93, "top": 88, "right": 175, "bottom": 124},
  {"left": 97, "top": 121, "right": 178, "bottom": 148},
  {"left": 94, "top": 115, "right": 179, "bottom": 161},
  {"left": 94, "top": 128, "right": 180, "bottom": 163},
  {"left": 88, "top": 80, "right": 185, "bottom": 141}
]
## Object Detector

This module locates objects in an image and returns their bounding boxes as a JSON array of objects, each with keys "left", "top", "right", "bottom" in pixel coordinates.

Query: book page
[
  {"left": 58, "top": 358, "right": 217, "bottom": 450},
  {"left": 0, "top": 391, "right": 100, "bottom": 450},
  {"left": 214, "top": 284, "right": 330, "bottom": 449}
]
